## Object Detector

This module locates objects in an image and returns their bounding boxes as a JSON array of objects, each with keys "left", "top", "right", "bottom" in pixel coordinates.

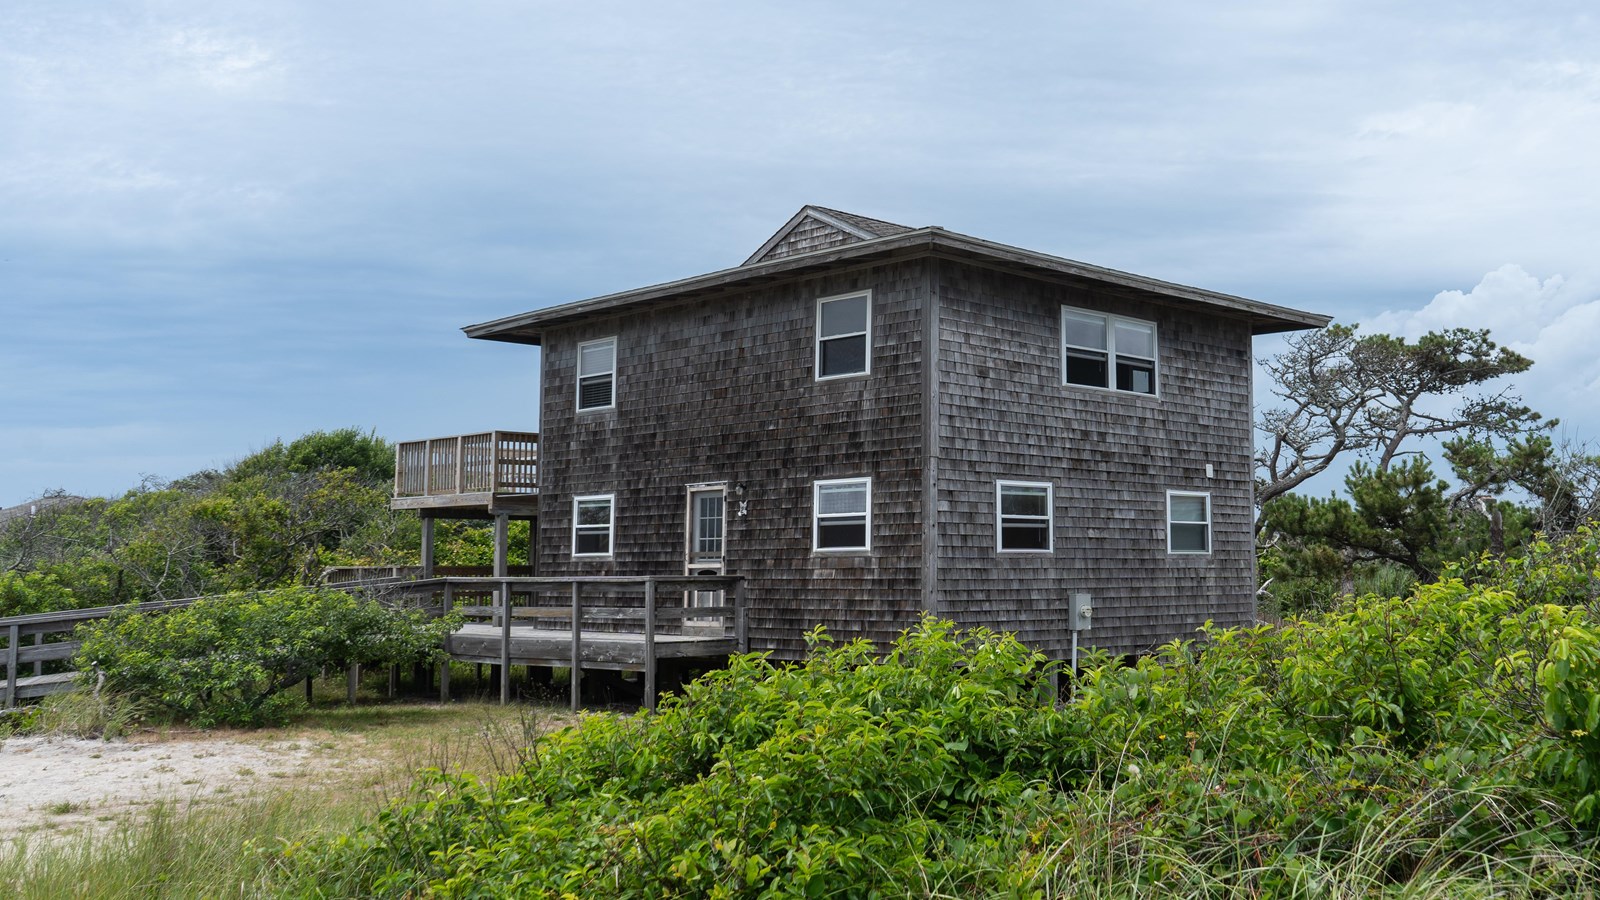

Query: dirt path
[{"left": 0, "top": 731, "right": 381, "bottom": 840}]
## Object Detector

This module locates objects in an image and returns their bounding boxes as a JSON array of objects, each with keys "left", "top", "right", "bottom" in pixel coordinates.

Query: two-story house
[{"left": 459, "top": 206, "right": 1329, "bottom": 661}]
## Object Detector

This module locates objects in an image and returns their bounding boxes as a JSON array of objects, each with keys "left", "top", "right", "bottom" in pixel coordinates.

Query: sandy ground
[{"left": 0, "top": 732, "right": 379, "bottom": 840}]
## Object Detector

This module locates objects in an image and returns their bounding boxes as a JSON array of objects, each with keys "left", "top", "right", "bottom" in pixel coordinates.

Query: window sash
[
  {"left": 572, "top": 495, "right": 614, "bottom": 556},
  {"left": 1167, "top": 491, "right": 1211, "bottom": 554},
  {"left": 997, "top": 482, "right": 1052, "bottom": 552},
  {"left": 816, "top": 292, "right": 871, "bottom": 379},
  {"left": 577, "top": 338, "right": 616, "bottom": 410},
  {"left": 814, "top": 478, "right": 871, "bottom": 550},
  {"left": 1062, "top": 307, "right": 1157, "bottom": 395}
]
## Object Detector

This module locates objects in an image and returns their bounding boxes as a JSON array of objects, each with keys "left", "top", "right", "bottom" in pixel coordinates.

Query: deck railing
[
  {"left": 0, "top": 597, "right": 206, "bottom": 710},
  {"left": 358, "top": 575, "right": 747, "bottom": 711},
  {"left": 394, "top": 431, "right": 539, "bottom": 498}
]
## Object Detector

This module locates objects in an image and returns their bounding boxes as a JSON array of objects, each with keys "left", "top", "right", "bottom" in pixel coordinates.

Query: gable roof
[
  {"left": 742, "top": 205, "right": 916, "bottom": 266},
  {"left": 466, "top": 208, "right": 1331, "bottom": 345}
]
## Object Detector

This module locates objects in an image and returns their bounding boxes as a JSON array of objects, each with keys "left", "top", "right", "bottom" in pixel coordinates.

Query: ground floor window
[
  {"left": 997, "top": 481, "right": 1052, "bottom": 552},
  {"left": 814, "top": 477, "right": 871, "bottom": 551},
  {"left": 573, "top": 494, "right": 615, "bottom": 557},
  {"left": 1167, "top": 490, "right": 1211, "bottom": 554}
]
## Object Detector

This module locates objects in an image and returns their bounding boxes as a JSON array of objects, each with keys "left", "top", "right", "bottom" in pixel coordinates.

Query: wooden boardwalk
[
  {"left": 369, "top": 574, "right": 747, "bottom": 711},
  {"left": 0, "top": 598, "right": 203, "bottom": 710},
  {"left": 0, "top": 575, "right": 745, "bottom": 714}
]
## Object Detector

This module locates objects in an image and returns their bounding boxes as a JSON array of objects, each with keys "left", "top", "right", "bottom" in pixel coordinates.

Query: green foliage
[
  {"left": 0, "top": 429, "right": 418, "bottom": 614},
  {"left": 291, "top": 533, "right": 1600, "bottom": 898},
  {"left": 228, "top": 428, "right": 395, "bottom": 487},
  {"left": 75, "top": 586, "right": 456, "bottom": 728}
]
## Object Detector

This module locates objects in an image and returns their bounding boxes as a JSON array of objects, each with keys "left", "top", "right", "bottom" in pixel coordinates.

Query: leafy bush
[
  {"left": 288, "top": 532, "right": 1600, "bottom": 898},
  {"left": 75, "top": 586, "right": 455, "bottom": 727}
]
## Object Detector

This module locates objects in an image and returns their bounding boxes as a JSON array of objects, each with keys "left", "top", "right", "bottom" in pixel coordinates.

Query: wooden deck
[
  {"left": 390, "top": 430, "right": 538, "bottom": 514},
  {"left": 353, "top": 574, "right": 747, "bottom": 711}
]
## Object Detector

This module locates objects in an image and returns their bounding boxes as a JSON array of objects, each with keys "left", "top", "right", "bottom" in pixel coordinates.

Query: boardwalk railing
[
  {"left": 394, "top": 431, "right": 539, "bottom": 499},
  {"left": 321, "top": 564, "right": 536, "bottom": 587},
  {"left": 0, "top": 597, "right": 204, "bottom": 710},
  {"left": 361, "top": 575, "right": 747, "bottom": 711}
]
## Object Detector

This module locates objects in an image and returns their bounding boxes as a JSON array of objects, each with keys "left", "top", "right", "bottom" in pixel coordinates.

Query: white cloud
[
  {"left": 165, "top": 28, "right": 278, "bottom": 91},
  {"left": 1369, "top": 265, "right": 1600, "bottom": 433}
]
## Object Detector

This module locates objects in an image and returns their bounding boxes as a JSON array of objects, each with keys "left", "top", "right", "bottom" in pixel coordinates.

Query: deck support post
[
  {"left": 735, "top": 579, "right": 749, "bottom": 654},
  {"left": 643, "top": 579, "right": 657, "bottom": 713},
  {"left": 387, "top": 665, "right": 398, "bottom": 698},
  {"left": 5, "top": 624, "right": 18, "bottom": 710},
  {"left": 492, "top": 514, "right": 509, "bottom": 578},
  {"left": 420, "top": 517, "right": 435, "bottom": 579},
  {"left": 305, "top": 675, "right": 314, "bottom": 703},
  {"left": 570, "top": 582, "right": 582, "bottom": 712},
  {"left": 499, "top": 579, "right": 512, "bottom": 705},
  {"left": 346, "top": 664, "right": 359, "bottom": 704},
  {"left": 439, "top": 582, "right": 453, "bottom": 702},
  {"left": 32, "top": 633, "right": 43, "bottom": 677}
]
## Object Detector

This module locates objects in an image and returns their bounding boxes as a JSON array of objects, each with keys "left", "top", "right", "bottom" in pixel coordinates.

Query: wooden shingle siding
[
  {"left": 933, "top": 264, "right": 1257, "bottom": 659},
  {"left": 537, "top": 262, "right": 931, "bottom": 661},
  {"left": 759, "top": 217, "right": 863, "bottom": 263}
]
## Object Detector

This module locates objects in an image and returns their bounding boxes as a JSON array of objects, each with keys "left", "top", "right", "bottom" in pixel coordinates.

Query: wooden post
[
  {"left": 5, "top": 624, "right": 18, "bottom": 710},
  {"left": 32, "top": 632, "right": 42, "bottom": 677},
  {"left": 346, "top": 664, "right": 359, "bottom": 704},
  {"left": 493, "top": 514, "right": 509, "bottom": 578},
  {"left": 387, "top": 665, "right": 398, "bottom": 699},
  {"left": 570, "top": 581, "right": 582, "bottom": 712},
  {"left": 643, "top": 579, "right": 657, "bottom": 713},
  {"left": 439, "top": 582, "right": 453, "bottom": 702},
  {"left": 735, "top": 578, "right": 749, "bottom": 653},
  {"left": 305, "top": 675, "right": 314, "bottom": 703},
  {"left": 421, "top": 516, "right": 436, "bottom": 579},
  {"left": 527, "top": 518, "right": 539, "bottom": 575},
  {"left": 499, "top": 580, "right": 512, "bottom": 705}
]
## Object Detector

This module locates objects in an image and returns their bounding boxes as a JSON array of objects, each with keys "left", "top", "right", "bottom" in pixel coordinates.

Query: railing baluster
[
  {"left": 644, "top": 580, "right": 658, "bottom": 712},
  {"left": 570, "top": 582, "right": 582, "bottom": 712}
]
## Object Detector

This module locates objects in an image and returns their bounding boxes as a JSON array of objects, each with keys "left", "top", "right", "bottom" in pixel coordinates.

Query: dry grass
[{"left": 0, "top": 698, "right": 574, "bottom": 899}]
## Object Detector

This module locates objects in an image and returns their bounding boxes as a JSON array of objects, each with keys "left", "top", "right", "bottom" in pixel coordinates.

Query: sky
[{"left": 3, "top": 1, "right": 1599, "bottom": 505}]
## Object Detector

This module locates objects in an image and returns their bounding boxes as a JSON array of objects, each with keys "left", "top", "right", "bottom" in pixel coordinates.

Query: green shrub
[
  {"left": 75, "top": 586, "right": 455, "bottom": 727},
  {"left": 287, "top": 531, "right": 1600, "bottom": 898}
]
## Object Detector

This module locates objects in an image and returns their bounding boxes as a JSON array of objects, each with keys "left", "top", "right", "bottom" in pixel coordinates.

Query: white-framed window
[
  {"left": 1167, "top": 491, "right": 1211, "bottom": 554},
  {"left": 996, "top": 481, "right": 1053, "bottom": 553},
  {"left": 813, "top": 477, "right": 871, "bottom": 551},
  {"left": 577, "top": 337, "right": 616, "bottom": 411},
  {"left": 816, "top": 291, "right": 871, "bottom": 380},
  {"left": 1062, "top": 307, "right": 1157, "bottom": 396},
  {"left": 572, "top": 494, "right": 615, "bottom": 557}
]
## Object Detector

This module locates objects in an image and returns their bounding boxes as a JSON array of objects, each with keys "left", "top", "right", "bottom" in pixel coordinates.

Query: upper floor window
[
  {"left": 1167, "top": 490, "right": 1211, "bottom": 554},
  {"left": 1062, "top": 307, "right": 1157, "bottom": 395},
  {"left": 577, "top": 337, "right": 616, "bottom": 411},
  {"left": 816, "top": 291, "right": 871, "bottom": 380},
  {"left": 814, "top": 477, "right": 871, "bottom": 551},
  {"left": 573, "top": 494, "right": 615, "bottom": 557},
  {"left": 997, "top": 481, "right": 1052, "bottom": 552}
]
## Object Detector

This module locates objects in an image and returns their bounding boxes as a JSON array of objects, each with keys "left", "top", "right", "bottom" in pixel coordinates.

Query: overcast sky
[{"left": 3, "top": 1, "right": 1598, "bottom": 505}]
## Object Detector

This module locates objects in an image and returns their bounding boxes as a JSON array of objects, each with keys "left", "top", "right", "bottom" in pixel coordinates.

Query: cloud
[{"left": 1368, "top": 265, "right": 1600, "bottom": 433}]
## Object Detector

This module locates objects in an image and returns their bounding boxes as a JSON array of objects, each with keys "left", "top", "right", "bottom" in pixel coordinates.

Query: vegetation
[
  {"left": 0, "top": 427, "right": 524, "bottom": 618},
  {"left": 282, "top": 531, "right": 1600, "bottom": 897},
  {"left": 1255, "top": 325, "right": 1600, "bottom": 614},
  {"left": 73, "top": 586, "right": 458, "bottom": 727}
]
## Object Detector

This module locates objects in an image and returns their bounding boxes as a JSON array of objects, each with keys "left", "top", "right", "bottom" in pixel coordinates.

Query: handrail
[
  {"left": 357, "top": 574, "right": 747, "bottom": 710},
  {"left": 393, "top": 430, "right": 539, "bottom": 498}
]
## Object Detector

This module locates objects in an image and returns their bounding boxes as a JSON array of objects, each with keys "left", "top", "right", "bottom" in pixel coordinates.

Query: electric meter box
[{"left": 1069, "top": 593, "right": 1093, "bottom": 633}]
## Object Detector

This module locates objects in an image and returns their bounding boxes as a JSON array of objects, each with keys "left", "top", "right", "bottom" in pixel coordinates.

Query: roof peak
[{"left": 742, "top": 205, "right": 916, "bottom": 266}]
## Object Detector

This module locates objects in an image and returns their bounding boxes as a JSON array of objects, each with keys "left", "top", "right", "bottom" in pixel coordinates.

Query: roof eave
[{"left": 463, "top": 228, "right": 1330, "bottom": 344}]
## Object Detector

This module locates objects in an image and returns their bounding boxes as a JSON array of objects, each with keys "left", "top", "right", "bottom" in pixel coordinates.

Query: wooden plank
[
  {"left": 440, "top": 582, "right": 453, "bottom": 702},
  {"left": 346, "top": 665, "right": 359, "bottom": 704},
  {"left": 499, "top": 580, "right": 512, "bottom": 705},
  {"left": 5, "top": 624, "right": 17, "bottom": 709}
]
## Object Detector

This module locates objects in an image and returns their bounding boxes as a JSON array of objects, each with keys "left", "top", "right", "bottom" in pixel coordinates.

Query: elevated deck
[
  {"left": 391, "top": 430, "right": 539, "bottom": 516},
  {"left": 363, "top": 574, "right": 747, "bottom": 711}
]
